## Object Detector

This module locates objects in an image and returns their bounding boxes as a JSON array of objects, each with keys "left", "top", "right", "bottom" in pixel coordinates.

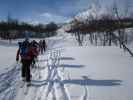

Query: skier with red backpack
[{"left": 16, "top": 39, "right": 35, "bottom": 86}]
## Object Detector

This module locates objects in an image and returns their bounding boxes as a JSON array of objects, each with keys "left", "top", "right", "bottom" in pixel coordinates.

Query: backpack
[{"left": 18, "top": 41, "right": 29, "bottom": 57}]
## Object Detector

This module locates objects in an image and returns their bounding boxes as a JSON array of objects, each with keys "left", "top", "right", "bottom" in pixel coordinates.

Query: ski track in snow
[
  {"left": 0, "top": 62, "right": 21, "bottom": 100},
  {"left": 37, "top": 45, "right": 70, "bottom": 100}
]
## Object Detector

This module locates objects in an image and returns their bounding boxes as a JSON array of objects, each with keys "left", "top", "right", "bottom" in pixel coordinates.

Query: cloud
[
  {"left": 38, "top": 12, "right": 69, "bottom": 24},
  {"left": 40, "top": 13, "right": 52, "bottom": 18},
  {"left": 24, "top": 12, "right": 70, "bottom": 24}
]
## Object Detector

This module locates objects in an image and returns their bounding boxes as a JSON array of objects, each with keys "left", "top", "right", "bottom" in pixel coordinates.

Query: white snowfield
[{"left": 0, "top": 30, "right": 133, "bottom": 100}]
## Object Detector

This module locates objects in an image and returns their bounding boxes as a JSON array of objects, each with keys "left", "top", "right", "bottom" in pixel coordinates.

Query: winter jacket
[{"left": 16, "top": 47, "right": 35, "bottom": 61}]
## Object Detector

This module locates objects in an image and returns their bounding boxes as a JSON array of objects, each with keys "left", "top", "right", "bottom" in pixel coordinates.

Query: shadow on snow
[
  {"left": 60, "top": 64, "right": 85, "bottom": 68},
  {"left": 31, "top": 78, "right": 122, "bottom": 87},
  {"left": 63, "top": 78, "right": 122, "bottom": 86},
  {"left": 38, "top": 57, "right": 75, "bottom": 63}
]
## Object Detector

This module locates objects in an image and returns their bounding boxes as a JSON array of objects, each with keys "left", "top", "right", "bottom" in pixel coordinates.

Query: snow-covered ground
[
  {"left": 62, "top": 46, "right": 133, "bottom": 100},
  {"left": 0, "top": 30, "right": 133, "bottom": 100},
  {"left": 0, "top": 45, "right": 17, "bottom": 72}
]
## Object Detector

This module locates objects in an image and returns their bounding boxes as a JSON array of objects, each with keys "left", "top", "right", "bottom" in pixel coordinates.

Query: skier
[
  {"left": 16, "top": 38, "right": 33, "bottom": 86},
  {"left": 42, "top": 39, "right": 47, "bottom": 53},
  {"left": 39, "top": 40, "right": 43, "bottom": 54},
  {"left": 30, "top": 40, "right": 39, "bottom": 68}
]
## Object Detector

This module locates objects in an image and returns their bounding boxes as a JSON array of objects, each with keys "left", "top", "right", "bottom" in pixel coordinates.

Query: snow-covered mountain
[
  {"left": 61, "top": 3, "right": 110, "bottom": 31},
  {"left": 75, "top": 3, "right": 109, "bottom": 22}
]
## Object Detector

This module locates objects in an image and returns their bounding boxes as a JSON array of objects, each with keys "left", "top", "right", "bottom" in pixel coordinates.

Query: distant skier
[
  {"left": 16, "top": 38, "right": 34, "bottom": 86},
  {"left": 42, "top": 39, "right": 47, "bottom": 53},
  {"left": 39, "top": 40, "right": 43, "bottom": 54}
]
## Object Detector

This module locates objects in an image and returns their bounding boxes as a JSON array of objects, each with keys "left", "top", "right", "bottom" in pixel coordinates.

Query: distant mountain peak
[{"left": 75, "top": 3, "right": 108, "bottom": 22}]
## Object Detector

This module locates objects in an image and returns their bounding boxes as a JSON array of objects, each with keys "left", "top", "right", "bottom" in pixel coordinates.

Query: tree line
[
  {"left": 0, "top": 17, "right": 59, "bottom": 39},
  {"left": 66, "top": 2, "right": 133, "bottom": 56}
]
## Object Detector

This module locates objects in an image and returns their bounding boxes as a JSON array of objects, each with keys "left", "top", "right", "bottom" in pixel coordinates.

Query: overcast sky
[{"left": 0, "top": 0, "right": 132, "bottom": 24}]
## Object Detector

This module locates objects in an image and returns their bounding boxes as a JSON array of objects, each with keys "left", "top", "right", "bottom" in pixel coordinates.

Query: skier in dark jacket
[
  {"left": 39, "top": 40, "right": 43, "bottom": 54},
  {"left": 30, "top": 40, "right": 39, "bottom": 67},
  {"left": 42, "top": 39, "right": 47, "bottom": 53},
  {"left": 16, "top": 39, "right": 34, "bottom": 86}
]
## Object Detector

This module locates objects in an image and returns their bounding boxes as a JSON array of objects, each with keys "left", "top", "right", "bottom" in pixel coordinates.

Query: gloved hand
[{"left": 16, "top": 57, "right": 19, "bottom": 61}]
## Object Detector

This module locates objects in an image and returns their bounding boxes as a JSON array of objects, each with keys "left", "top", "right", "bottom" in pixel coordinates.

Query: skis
[
  {"left": 24, "top": 83, "right": 30, "bottom": 95},
  {"left": 20, "top": 81, "right": 25, "bottom": 88},
  {"left": 19, "top": 81, "right": 30, "bottom": 95}
]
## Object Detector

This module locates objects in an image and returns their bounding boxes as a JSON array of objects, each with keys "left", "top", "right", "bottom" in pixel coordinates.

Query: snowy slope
[
  {"left": 0, "top": 29, "right": 133, "bottom": 100},
  {"left": 61, "top": 46, "right": 133, "bottom": 100},
  {"left": 46, "top": 31, "right": 133, "bottom": 100},
  {"left": 0, "top": 45, "right": 17, "bottom": 72}
]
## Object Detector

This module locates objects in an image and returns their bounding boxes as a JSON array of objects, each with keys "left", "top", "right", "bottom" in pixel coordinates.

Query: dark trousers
[
  {"left": 41, "top": 47, "right": 43, "bottom": 54},
  {"left": 43, "top": 46, "right": 46, "bottom": 52},
  {"left": 21, "top": 59, "right": 32, "bottom": 82},
  {"left": 31, "top": 56, "right": 36, "bottom": 68}
]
